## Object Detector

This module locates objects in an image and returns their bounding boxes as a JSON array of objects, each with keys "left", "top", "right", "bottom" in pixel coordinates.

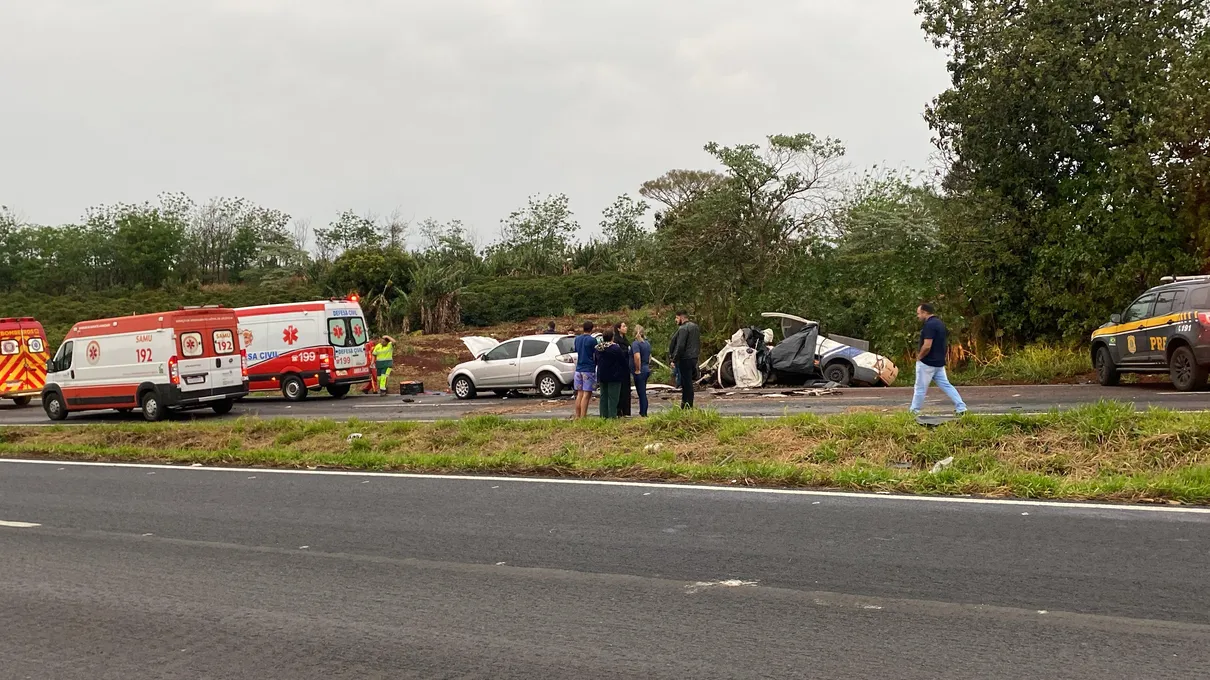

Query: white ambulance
[
  {"left": 235, "top": 298, "right": 373, "bottom": 400},
  {"left": 41, "top": 307, "right": 249, "bottom": 421}
]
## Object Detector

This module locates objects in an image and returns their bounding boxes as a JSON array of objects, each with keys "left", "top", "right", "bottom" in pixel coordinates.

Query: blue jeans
[
  {"left": 910, "top": 362, "right": 967, "bottom": 414},
  {"left": 633, "top": 371, "right": 650, "bottom": 417}
]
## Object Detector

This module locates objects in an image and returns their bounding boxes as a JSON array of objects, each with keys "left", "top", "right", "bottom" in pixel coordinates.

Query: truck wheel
[
  {"left": 211, "top": 399, "right": 234, "bottom": 415},
  {"left": 327, "top": 384, "right": 351, "bottom": 399},
  {"left": 452, "top": 375, "right": 476, "bottom": 400},
  {"left": 823, "top": 362, "right": 852, "bottom": 386},
  {"left": 43, "top": 393, "right": 67, "bottom": 421},
  {"left": 141, "top": 391, "right": 166, "bottom": 422},
  {"left": 1169, "top": 345, "right": 1207, "bottom": 392},
  {"left": 537, "top": 372, "right": 563, "bottom": 398},
  {"left": 1095, "top": 346, "right": 1120, "bottom": 386},
  {"left": 11, "top": 395, "right": 32, "bottom": 407},
  {"left": 281, "top": 375, "right": 308, "bottom": 401}
]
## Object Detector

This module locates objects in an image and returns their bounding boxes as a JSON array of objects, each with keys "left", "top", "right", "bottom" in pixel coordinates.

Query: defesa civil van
[
  {"left": 235, "top": 298, "right": 373, "bottom": 400},
  {"left": 41, "top": 307, "right": 249, "bottom": 421}
]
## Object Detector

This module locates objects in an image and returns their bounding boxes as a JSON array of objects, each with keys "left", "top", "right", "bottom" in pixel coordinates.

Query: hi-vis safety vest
[{"left": 372, "top": 342, "right": 394, "bottom": 362}]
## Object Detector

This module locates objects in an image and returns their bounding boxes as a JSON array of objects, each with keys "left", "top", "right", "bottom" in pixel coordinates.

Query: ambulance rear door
[
  {"left": 326, "top": 304, "right": 371, "bottom": 373},
  {"left": 19, "top": 319, "right": 49, "bottom": 393},
  {"left": 174, "top": 313, "right": 244, "bottom": 395}
]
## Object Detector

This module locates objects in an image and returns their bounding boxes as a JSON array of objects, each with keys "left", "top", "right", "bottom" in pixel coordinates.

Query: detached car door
[{"left": 477, "top": 340, "right": 521, "bottom": 388}]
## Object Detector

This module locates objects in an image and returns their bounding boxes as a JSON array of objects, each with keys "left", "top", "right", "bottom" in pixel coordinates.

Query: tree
[
  {"left": 640, "top": 170, "right": 726, "bottom": 212},
  {"left": 85, "top": 202, "right": 186, "bottom": 289},
  {"left": 598, "top": 194, "right": 651, "bottom": 273},
  {"left": 650, "top": 133, "right": 847, "bottom": 328},
  {"left": 486, "top": 194, "right": 578, "bottom": 277},
  {"left": 315, "top": 210, "right": 382, "bottom": 259},
  {"left": 410, "top": 219, "right": 481, "bottom": 333},
  {"left": 917, "top": 0, "right": 1210, "bottom": 339}
]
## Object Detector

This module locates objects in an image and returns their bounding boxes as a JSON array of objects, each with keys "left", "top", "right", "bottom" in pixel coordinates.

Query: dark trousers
[
  {"left": 676, "top": 357, "right": 697, "bottom": 408},
  {"left": 599, "top": 382, "right": 622, "bottom": 418},
  {"left": 617, "top": 371, "right": 632, "bottom": 417},
  {"left": 633, "top": 371, "right": 650, "bottom": 416}
]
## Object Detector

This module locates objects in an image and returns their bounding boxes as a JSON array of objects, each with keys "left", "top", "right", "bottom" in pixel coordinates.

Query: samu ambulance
[
  {"left": 0, "top": 317, "right": 50, "bottom": 406},
  {"left": 41, "top": 307, "right": 249, "bottom": 421},
  {"left": 235, "top": 298, "right": 373, "bottom": 400}
]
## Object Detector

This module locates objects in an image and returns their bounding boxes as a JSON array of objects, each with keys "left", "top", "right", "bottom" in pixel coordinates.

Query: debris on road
[
  {"left": 346, "top": 433, "right": 363, "bottom": 442},
  {"left": 930, "top": 456, "right": 955, "bottom": 474}
]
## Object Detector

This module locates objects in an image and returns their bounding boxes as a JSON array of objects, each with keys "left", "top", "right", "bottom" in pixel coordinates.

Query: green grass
[
  {"left": 895, "top": 344, "right": 1092, "bottom": 386},
  {"left": 4, "top": 403, "right": 1210, "bottom": 504}
]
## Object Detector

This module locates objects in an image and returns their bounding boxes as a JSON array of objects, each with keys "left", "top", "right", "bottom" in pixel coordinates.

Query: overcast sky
[{"left": 1, "top": 0, "right": 950, "bottom": 244}]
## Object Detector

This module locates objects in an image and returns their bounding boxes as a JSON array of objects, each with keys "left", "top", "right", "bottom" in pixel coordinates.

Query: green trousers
[{"left": 599, "top": 382, "right": 622, "bottom": 418}]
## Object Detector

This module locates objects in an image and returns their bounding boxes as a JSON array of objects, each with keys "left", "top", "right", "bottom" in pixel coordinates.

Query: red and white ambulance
[
  {"left": 0, "top": 317, "right": 50, "bottom": 406},
  {"left": 235, "top": 298, "right": 373, "bottom": 400},
  {"left": 41, "top": 307, "right": 249, "bottom": 421}
]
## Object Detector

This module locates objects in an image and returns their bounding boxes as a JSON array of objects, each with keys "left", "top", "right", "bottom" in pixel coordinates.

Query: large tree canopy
[{"left": 918, "top": 0, "right": 1210, "bottom": 338}]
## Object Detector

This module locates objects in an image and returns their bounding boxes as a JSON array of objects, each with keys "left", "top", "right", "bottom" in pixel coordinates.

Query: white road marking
[
  {"left": 685, "top": 579, "right": 759, "bottom": 593},
  {"left": 3, "top": 458, "right": 1210, "bottom": 515},
  {"left": 0, "top": 520, "right": 41, "bottom": 528}
]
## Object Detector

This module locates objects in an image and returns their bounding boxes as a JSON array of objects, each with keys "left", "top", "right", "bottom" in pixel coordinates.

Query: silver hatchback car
[{"left": 448, "top": 334, "right": 578, "bottom": 400}]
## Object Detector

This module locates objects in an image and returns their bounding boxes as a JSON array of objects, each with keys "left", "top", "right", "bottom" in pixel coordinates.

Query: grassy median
[{"left": 3, "top": 402, "right": 1210, "bottom": 504}]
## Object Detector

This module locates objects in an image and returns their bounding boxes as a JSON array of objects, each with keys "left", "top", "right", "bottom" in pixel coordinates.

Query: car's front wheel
[
  {"left": 1095, "top": 346, "right": 1120, "bottom": 386},
  {"left": 453, "top": 375, "right": 476, "bottom": 400},
  {"left": 537, "top": 372, "right": 563, "bottom": 398},
  {"left": 1169, "top": 345, "right": 1207, "bottom": 392}
]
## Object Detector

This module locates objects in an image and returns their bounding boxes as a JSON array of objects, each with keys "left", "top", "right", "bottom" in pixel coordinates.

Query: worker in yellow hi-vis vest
[{"left": 371, "top": 335, "right": 396, "bottom": 395}]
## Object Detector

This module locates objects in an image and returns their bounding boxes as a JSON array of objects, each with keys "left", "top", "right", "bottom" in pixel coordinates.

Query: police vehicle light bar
[{"left": 1160, "top": 275, "right": 1210, "bottom": 283}]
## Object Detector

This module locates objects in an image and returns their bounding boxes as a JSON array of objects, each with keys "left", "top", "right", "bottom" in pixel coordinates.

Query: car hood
[{"left": 460, "top": 337, "right": 499, "bottom": 358}]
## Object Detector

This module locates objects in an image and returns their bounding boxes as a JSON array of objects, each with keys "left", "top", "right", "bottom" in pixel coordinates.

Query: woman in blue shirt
[{"left": 630, "top": 325, "right": 652, "bottom": 417}]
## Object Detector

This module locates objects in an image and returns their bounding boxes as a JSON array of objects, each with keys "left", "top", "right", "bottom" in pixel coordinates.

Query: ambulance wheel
[
  {"left": 141, "top": 391, "right": 166, "bottom": 422},
  {"left": 281, "top": 375, "right": 308, "bottom": 401},
  {"left": 11, "top": 395, "right": 32, "bottom": 407},
  {"left": 211, "top": 399, "right": 234, "bottom": 415},
  {"left": 43, "top": 393, "right": 67, "bottom": 421},
  {"left": 327, "top": 384, "right": 351, "bottom": 399},
  {"left": 823, "top": 362, "right": 852, "bottom": 387},
  {"left": 452, "top": 375, "right": 476, "bottom": 400},
  {"left": 1169, "top": 345, "right": 1207, "bottom": 392}
]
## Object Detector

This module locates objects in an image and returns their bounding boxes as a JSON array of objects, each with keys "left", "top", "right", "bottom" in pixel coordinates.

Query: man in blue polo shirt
[
  {"left": 573, "top": 321, "right": 599, "bottom": 419},
  {"left": 910, "top": 303, "right": 967, "bottom": 416}
]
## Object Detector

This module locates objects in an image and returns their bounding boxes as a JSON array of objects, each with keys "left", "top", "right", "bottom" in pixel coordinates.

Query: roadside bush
[{"left": 460, "top": 273, "right": 652, "bottom": 326}]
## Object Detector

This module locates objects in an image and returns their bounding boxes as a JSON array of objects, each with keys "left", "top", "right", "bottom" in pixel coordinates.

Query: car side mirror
[{"left": 1111, "top": 314, "right": 1122, "bottom": 324}]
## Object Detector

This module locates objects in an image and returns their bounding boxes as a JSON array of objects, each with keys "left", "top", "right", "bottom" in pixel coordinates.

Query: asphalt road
[
  {"left": 1, "top": 382, "right": 1208, "bottom": 424},
  {"left": 1, "top": 460, "right": 1208, "bottom": 679}
]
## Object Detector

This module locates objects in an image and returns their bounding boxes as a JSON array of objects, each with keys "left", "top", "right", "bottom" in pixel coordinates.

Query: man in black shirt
[
  {"left": 910, "top": 303, "right": 967, "bottom": 416},
  {"left": 669, "top": 311, "right": 701, "bottom": 408}
]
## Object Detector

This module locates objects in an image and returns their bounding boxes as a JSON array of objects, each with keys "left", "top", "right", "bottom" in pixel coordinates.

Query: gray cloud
[{"left": 0, "top": 0, "right": 950, "bottom": 242}]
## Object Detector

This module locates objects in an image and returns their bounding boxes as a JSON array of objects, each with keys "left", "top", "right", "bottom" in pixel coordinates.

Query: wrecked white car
[{"left": 703, "top": 312, "right": 899, "bottom": 388}]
